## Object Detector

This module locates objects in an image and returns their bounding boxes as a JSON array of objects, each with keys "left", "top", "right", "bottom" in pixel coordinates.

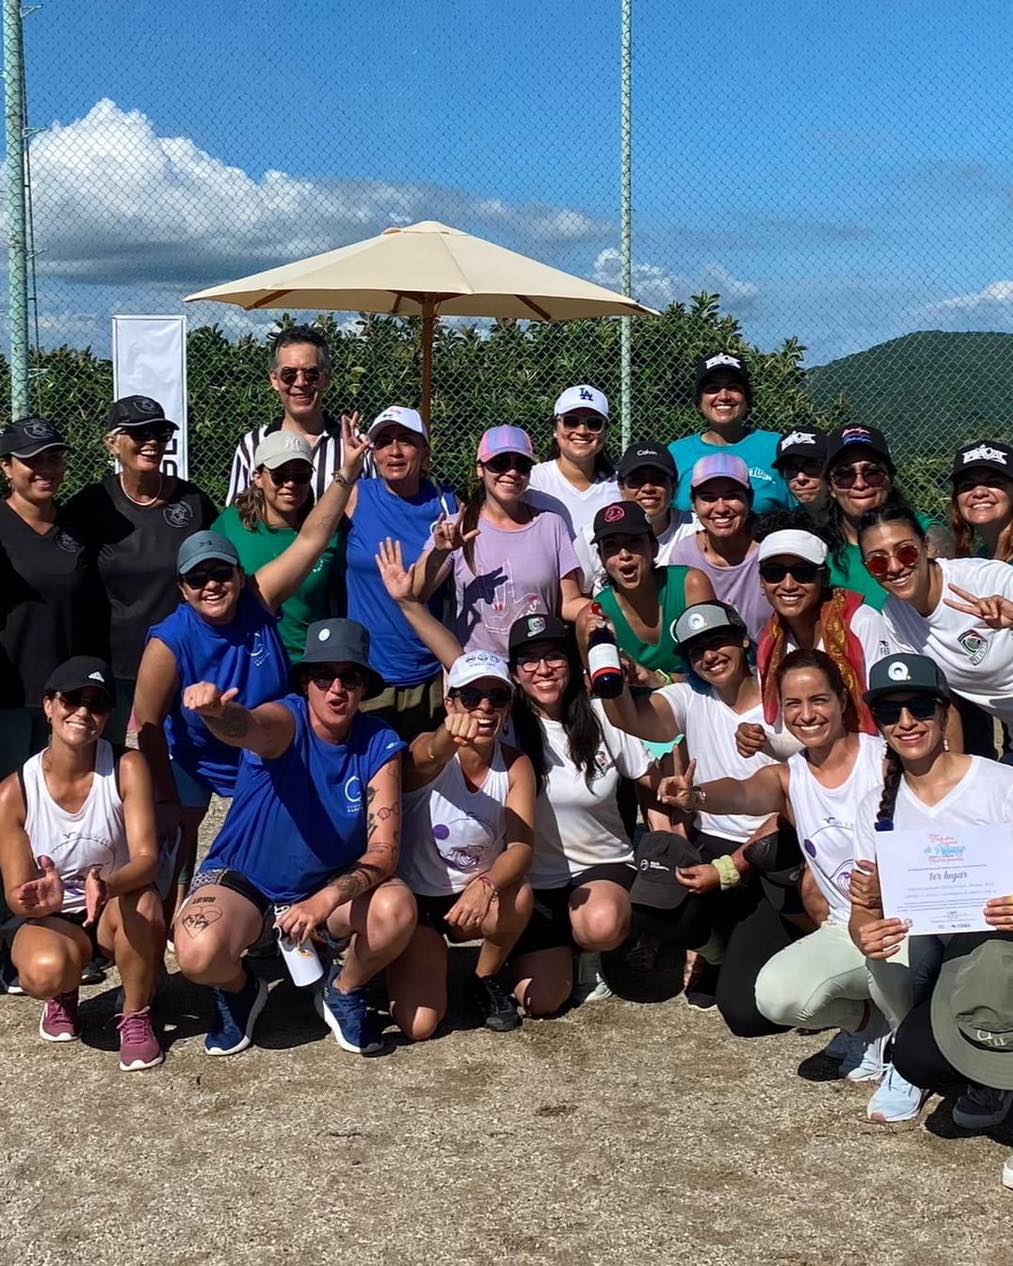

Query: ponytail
[
  {"left": 460, "top": 481, "right": 487, "bottom": 574},
  {"left": 875, "top": 745, "right": 903, "bottom": 831}
]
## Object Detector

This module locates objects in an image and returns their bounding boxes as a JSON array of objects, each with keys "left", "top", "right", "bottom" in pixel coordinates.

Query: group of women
[{"left": 4, "top": 340, "right": 1013, "bottom": 1180}]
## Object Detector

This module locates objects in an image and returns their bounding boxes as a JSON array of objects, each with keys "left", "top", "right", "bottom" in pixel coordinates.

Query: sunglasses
[
  {"left": 870, "top": 696, "right": 939, "bottom": 726},
  {"left": 276, "top": 366, "right": 323, "bottom": 386},
  {"left": 759, "top": 560, "right": 823, "bottom": 585},
  {"left": 955, "top": 475, "right": 1008, "bottom": 495},
  {"left": 559, "top": 414, "right": 606, "bottom": 433},
  {"left": 449, "top": 685, "right": 513, "bottom": 710},
  {"left": 782, "top": 459, "right": 824, "bottom": 479},
  {"left": 266, "top": 464, "right": 312, "bottom": 487},
  {"left": 308, "top": 667, "right": 369, "bottom": 691},
  {"left": 58, "top": 689, "right": 112, "bottom": 715},
  {"left": 863, "top": 542, "right": 921, "bottom": 579},
  {"left": 829, "top": 462, "right": 889, "bottom": 490},
  {"left": 622, "top": 468, "right": 671, "bottom": 490},
  {"left": 180, "top": 563, "right": 235, "bottom": 588},
  {"left": 483, "top": 454, "right": 534, "bottom": 476},
  {"left": 515, "top": 650, "right": 568, "bottom": 671},
  {"left": 123, "top": 424, "right": 174, "bottom": 444}
]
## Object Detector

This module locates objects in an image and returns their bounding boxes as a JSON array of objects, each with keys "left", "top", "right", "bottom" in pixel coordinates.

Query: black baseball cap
[
  {"left": 42, "top": 656, "right": 115, "bottom": 704},
  {"left": 0, "top": 417, "right": 70, "bottom": 460},
  {"left": 951, "top": 440, "right": 1013, "bottom": 483},
  {"left": 824, "top": 424, "right": 894, "bottom": 474},
  {"left": 617, "top": 442, "right": 677, "bottom": 483},
  {"left": 863, "top": 653, "right": 950, "bottom": 706},
  {"left": 630, "top": 832, "right": 703, "bottom": 911},
  {"left": 694, "top": 352, "right": 753, "bottom": 409},
  {"left": 294, "top": 618, "right": 385, "bottom": 698},
  {"left": 773, "top": 428, "right": 828, "bottom": 471},
  {"left": 106, "top": 395, "right": 178, "bottom": 432},
  {"left": 508, "top": 613, "right": 568, "bottom": 658},
  {"left": 591, "top": 500, "right": 654, "bottom": 544}
]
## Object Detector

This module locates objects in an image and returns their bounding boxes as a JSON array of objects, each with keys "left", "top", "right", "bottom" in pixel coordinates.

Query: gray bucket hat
[
  {"left": 292, "top": 618, "right": 385, "bottom": 699},
  {"left": 931, "top": 936, "right": 1013, "bottom": 1090}
]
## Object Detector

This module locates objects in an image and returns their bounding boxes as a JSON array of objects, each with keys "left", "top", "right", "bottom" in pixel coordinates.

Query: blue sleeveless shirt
[
  {"left": 200, "top": 695, "right": 406, "bottom": 902},
  {"left": 148, "top": 588, "right": 290, "bottom": 796}
]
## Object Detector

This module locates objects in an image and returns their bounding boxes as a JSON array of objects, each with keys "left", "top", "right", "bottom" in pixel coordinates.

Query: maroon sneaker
[
  {"left": 117, "top": 1007, "right": 164, "bottom": 1071},
  {"left": 39, "top": 990, "right": 81, "bottom": 1042}
]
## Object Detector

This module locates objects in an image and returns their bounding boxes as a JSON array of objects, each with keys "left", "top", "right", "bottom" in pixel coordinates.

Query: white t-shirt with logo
[
  {"left": 573, "top": 510, "right": 699, "bottom": 595},
  {"left": 526, "top": 460, "right": 620, "bottom": 537},
  {"left": 882, "top": 557, "right": 1013, "bottom": 722},
  {"left": 529, "top": 699, "right": 650, "bottom": 887},
  {"left": 657, "top": 680, "right": 781, "bottom": 844}
]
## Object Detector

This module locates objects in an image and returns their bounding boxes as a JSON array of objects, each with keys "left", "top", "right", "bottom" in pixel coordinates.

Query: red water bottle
[{"left": 587, "top": 604, "right": 624, "bottom": 699}]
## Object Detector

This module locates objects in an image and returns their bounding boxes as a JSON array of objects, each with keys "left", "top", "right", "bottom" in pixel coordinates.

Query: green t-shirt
[
  {"left": 212, "top": 503, "right": 343, "bottom": 661},
  {"left": 828, "top": 512, "right": 937, "bottom": 612},
  {"left": 595, "top": 565, "right": 690, "bottom": 674}
]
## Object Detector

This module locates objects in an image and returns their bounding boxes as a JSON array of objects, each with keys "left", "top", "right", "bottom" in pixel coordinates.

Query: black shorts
[
  {"left": 186, "top": 867, "right": 274, "bottom": 918},
  {"left": 2, "top": 907, "right": 102, "bottom": 960},
  {"left": 511, "top": 862, "right": 634, "bottom": 958},
  {"left": 415, "top": 891, "right": 480, "bottom": 944}
]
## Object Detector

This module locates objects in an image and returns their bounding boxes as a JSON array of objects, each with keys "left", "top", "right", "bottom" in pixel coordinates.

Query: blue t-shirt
[
  {"left": 149, "top": 588, "right": 290, "bottom": 796},
  {"left": 201, "top": 696, "right": 406, "bottom": 903},
  {"left": 346, "top": 477, "right": 458, "bottom": 686},
  {"left": 669, "top": 430, "right": 789, "bottom": 514}
]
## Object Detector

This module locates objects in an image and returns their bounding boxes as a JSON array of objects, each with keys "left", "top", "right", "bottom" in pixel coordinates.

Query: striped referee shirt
[{"left": 225, "top": 412, "right": 374, "bottom": 505}]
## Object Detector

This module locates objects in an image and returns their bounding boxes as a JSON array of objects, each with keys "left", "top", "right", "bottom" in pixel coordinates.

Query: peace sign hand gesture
[
  {"left": 432, "top": 512, "right": 480, "bottom": 555},
  {"left": 943, "top": 583, "right": 1013, "bottom": 630},
  {"left": 339, "top": 411, "right": 371, "bottom": 479},
  {"left": 657, "top": 759, "right": 699, "bottom": 812}
]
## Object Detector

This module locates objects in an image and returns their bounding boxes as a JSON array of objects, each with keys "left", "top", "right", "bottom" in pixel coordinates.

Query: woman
[
  {"left": 669, "top": 455, "right": 773, "bottom": 641},
  {"left": 135, "top": 419, "right": 368, "bottom": 915},
  {"left": 213, "top": 431, "right": 344, "bottom": 660},
  {"left": 772, "top": 429, "right": 829, "bottom": 513},
  {"left": 0, "top": 658, "right": 165, "bottom": 1070},
  {"left": 526, "top": 384, "right": 618, "bottom": 536},
  {"left": 593, "top": 601, "right": 800, "bottom": 1029},
  {"left": 389, "top": 651, "right": 535, "bottom": 1039},
  {"left": 0, "top": 418, "right": 103, "bottom": 777},
  {"left": 657, "top": 650, "right": 891, "bottom": 1092},
  {"left": 850, "top": 652, "right": 1013, "bottom": 1126},
  {"left": 344, "top": 405, "right": 457, "bottom": 739},
  {"left": 670, "top": 352, "right": 789, "bottom": 515},
  {"left": 173, "top": 619, "right": 416, "bottom": 1057},
  {"left": 949, "top": 440, "right": 1013, "bottom": 562},
  {"left": 415, "top": 426, "right": 587, "bottom": 659},
  {"left": 63, "top": 396, "right": 217, "bottom": 742}
]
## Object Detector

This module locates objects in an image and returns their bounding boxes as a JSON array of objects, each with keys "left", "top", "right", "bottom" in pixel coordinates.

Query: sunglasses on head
[
  {"left": 276, "top": 366, "right": 322, "bottom": 386},
  {"left": 759, "top": 560, "right": 823, "bottom": 585},
  {"left": 559, "top": 414, "right": 606, "bottom": 433},
  {"left": 483, "top": 454, "right": 534, "bottom": 476},
  {"left": 266, "top": 464, "right": 312, "bottom": 487},
  {"left": 830, "top": 462, "right": 889, "bottom": 490},
  {"left": 870, "top": 695, "right": 939, "bottom": 726},
  {"left": 308, "top": 666, "right": 369, "bottom": 691},
  {"left": 450, "top": 685, "right": 512, "bottom": 710},
  {"left": 123, "top": 423, "right": 174, "bottom": 444},
  {"left": 623, "top": 468, "right": 671, "bottom": 490},
  {"left": 180, "top": 563, "right": 235, "bottom": 588},
  {"left": 57, "top": 688, "right": 112, "bottom": 715},
  {"left": 863, "top": 542, "right": 921, "bottom": 579}
]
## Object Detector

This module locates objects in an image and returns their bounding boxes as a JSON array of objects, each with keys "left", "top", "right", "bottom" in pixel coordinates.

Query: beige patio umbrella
[{"left": 185, "top": 220, "right": 658, "bottom": 419}]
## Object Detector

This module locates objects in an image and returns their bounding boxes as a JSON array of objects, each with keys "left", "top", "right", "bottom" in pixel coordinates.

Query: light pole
[
  {"left": 3, "top": 0, "right": 29, "bottom": 420},
  {"left": 619, "top": 0, "right": 632, "bottom": 451}
]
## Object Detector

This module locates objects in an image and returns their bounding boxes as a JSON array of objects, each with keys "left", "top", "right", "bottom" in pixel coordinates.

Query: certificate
[{"left": 876, "top": 824, "right": 1013, "bottom": 936}]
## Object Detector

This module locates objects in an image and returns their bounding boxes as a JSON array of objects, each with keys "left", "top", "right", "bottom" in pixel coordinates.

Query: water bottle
[
  {"left": 587, "top": 605, "right": 624, "bottom": 699},
  {"left": 274, "top": 904, "right": 324, "bottom": 987}
]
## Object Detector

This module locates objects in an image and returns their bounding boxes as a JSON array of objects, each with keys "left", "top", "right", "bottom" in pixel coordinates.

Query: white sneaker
[
  {"left": 867, "top": 1063, "right": 927, "bottom": 1123},
  {"left": 843, "top": 1032, "right": 889, "bottom": 1083},
  {"left": 572, "top": 952, "right": 613, "bottom": 1004}
]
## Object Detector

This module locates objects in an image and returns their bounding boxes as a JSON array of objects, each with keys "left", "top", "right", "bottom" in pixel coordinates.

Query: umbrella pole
[{"left": 421, "top": 298, "right": 435, "bottom": 424}]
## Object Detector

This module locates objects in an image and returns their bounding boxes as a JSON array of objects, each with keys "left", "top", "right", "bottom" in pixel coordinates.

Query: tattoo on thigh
[{"left": 180, "top": 908, "right": 222, "bottom": 937}]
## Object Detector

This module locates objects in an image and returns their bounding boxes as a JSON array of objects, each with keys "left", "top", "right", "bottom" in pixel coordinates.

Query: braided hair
[{"left": 875, "top": 745, "right": 904, "bottom": 832}]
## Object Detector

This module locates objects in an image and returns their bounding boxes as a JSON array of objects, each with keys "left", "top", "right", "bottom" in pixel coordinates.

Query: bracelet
[
  {"left": 476, "top": 873, "right": 498, "bottom": 897},
  {"left": 653, "top": 670, "right": 672, "bottom": 687},
  {"left": 712, "top": 854, "right": 742, "bottom": 891},
  {"left": 334, "top": 470, "right": 358, "bottom": 487},
  {"left": 691, "top": 785, "right": 707, "bottom": 809}
]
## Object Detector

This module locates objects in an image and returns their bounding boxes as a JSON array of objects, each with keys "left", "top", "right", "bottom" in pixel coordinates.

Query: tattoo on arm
[{"left": 209, "top": 705, "right": 252, "bottom": 741}]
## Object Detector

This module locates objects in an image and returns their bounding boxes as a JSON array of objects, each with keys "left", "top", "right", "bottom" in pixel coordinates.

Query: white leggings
[{"left": 754, "top": 921, "right": 871, "bottom": 1032}]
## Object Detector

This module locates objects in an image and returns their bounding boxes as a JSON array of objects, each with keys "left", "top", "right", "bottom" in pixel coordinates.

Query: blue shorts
[{"left": 171, "top": 759, "right": 215, "bottom": 811}]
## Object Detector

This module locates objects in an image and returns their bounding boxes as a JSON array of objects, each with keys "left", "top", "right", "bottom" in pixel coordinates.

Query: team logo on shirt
[
  {"left": 591, "top": 751, "right": 610, "bottom": 781},
  {"left": 163, "top": 501, "right": 194, "bottom": 529},
  {"left": 957, "top": 628, "right": 988, "bottom": 665},
  {"left": 55, "top": 529, "right": 80, "bottom": 553},
  {"left": 343, "top": 775, "right": 362, "bottom": 812},
  {"left": 803, "top": 828, "right": 853, "bottom": 898}
]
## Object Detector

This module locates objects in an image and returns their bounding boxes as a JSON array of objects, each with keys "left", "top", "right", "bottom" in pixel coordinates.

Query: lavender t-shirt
[
  {"left": 449, "top": 511, "right": 580, "bottom": 656},
  {"left": 668, "top": 533, "right": 773, "bottom": 642}
]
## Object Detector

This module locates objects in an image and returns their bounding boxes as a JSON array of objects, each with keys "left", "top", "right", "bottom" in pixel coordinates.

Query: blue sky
[{"left": 14, "top": 0, "right": 1013, "bottom": 364}]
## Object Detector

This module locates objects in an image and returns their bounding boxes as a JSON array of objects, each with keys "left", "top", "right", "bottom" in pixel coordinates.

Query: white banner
[{"left": 112, "top": 315, "right": 188, "bottom": 478}]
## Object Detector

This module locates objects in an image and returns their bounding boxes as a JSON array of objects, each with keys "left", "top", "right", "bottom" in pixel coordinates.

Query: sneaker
[
  {"left": 466, "top": 972, "right": 521, "bottom": 1032},
  {"left": 315, "top": 974, "right": 384, "bottom": 1053},
  {"left": 685, "top": 958, "right": 720, "bottom": 1010},
  {"left": 4, "top": 976, "right": 25, "bottom": 997},
  {"left": 843, "top": 1033, "right": 889, "bottom": 1083},
  {"left": 953, "top": 1086, "right": 1013, "bottom": 1132},
  {"left": 80, "top": 956, "right": 108, "bottom": 986},
  {"left": 1003, "top": 1156, "right": 1013, "bottom": 1190},
  {"left": 39, "top": 990, "right": 80, "bottom": 1042},
  {"left": 825, "top": 1030, "right": 853, "bottom": 1060},
  {"left": 204, "top": 971, "right": 268, "bottom": 1056},
  {"left": 867, "top": 1063, "right": 927, "bottom": 1123},
  {"left": 117, "top": 1007, "right": 164, "bottom": 1071},
  {"left": 572, "top": 952, "right": 613, "bottom": 1004}
]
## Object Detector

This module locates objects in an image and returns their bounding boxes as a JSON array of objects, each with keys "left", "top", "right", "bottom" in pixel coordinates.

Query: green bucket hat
[{"left": 931, "top": 937, "right": 1013, "bottom": 1091}]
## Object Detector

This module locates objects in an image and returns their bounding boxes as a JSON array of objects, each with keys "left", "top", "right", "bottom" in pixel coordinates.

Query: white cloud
[
  {"left": 920, "top": 280, "right": 1013, "bottom": 314},
  {"left": 591, "top": 249, "right": 760, "bottom": 314}
]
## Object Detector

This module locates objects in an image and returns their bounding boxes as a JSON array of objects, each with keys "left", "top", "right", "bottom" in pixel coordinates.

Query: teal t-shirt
[
  {"left": 595, "top": 565, "right": 690, "bottom": 674},
  {"left": 829, "top": 511, "right": 938, "bottom": 611},
  {"left": 669, "top": 430, "right": 789, "bottom": 514},
  {"left": 213, "top": 504, "right": 343, "bottom": 661}
]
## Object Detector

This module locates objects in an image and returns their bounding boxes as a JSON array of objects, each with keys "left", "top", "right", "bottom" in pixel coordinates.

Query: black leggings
[{"left": 892, "top": 999, "right": 972, "bottom": 1092}]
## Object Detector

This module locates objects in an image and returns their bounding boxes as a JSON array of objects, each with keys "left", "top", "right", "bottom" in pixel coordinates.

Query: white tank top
[
  {"left": 400, "top": 743, "right": 511, "bottom": 897},
  {"left": 22, "top": 739, "right": 129, "bottom": 915},
  {"left": 787, "top": 732, "right": 884, "bottom": 925}
]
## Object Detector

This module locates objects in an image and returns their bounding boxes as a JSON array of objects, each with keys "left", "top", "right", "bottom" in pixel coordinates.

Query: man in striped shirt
[{"left": 226, "top": 325, "right": 370, "bottom": 504}]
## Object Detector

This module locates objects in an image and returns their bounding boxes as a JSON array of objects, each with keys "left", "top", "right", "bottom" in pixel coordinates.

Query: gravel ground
[{"left": 3, "top": 801, "right": 1013, "bottom": 1266}]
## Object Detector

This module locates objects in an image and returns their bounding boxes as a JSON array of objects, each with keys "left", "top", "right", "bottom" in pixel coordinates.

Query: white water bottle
[{"left": 274, "top": 905, "right": 324, "bottom": 987}]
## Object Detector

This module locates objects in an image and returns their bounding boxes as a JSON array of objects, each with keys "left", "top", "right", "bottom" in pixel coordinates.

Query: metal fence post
[
  {"left": 3, "top": 0, "right": 28, "bottom": 420},
  {"left": 619, "top": 0, "right": 632, "bottom": 452}
]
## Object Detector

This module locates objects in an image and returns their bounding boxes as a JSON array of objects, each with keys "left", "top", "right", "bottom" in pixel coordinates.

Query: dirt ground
[{"left": 4, "top": 802, "right": 1013, "bottom": 1266}]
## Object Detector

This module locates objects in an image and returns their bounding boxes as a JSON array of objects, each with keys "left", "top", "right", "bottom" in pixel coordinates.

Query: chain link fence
[{"left": 8, "top": 3, "right": 1013, "bottom": 513}]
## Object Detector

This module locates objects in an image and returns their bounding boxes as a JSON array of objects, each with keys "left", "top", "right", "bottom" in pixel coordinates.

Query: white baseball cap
[
  {"left": 553, "top": 384, "right": 609, "bottom": 420},
  {"left": 448, "top": 651, "right": 513, "bottom": 691},
  {"left": 368, "top": 405, "right": 428, "bottom": 441},
  {"left": 757, "top": 529, "right": 828, "bottom": 567}
]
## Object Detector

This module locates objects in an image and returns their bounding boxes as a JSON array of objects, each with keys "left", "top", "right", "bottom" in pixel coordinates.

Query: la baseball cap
[
  {"left": 508, "top": 613, "right": 569, "bottom": 658},
  {"left": 863, "top": 653, "right": 950, "bottom": 706},
  {"left": 554, "top": 384, "right": 609, "bottom": 419},
  {"left": 43, "top": 656, "right": 115, "bottom": 704},
  {"left": 694, "top": 352, "right": 752, "bottom": 406},
  {"left": 177, "top": 531, "right": 240, "bottom": 575},
  {"left": 591, "top": 500, "right": 654, "bottom": 543},
  {"left": 477, "top": 426, "right": 535, "bottom": 464},
  {"left": 690, "top": 453, "right": 751, "bottom": 490},
  {"left": 448, "top": 650, "right": 513, "bottom": 691},
  {"left": 0, "top": 417, "right": 70, "bottom": 460},
  {"left": 253, "top": 432, "right": 314, "bottom": 470},
  {"left": 368, "top": 405, "right": 428, "bottom": 442},
  {"left": 951, "top": 440, "right": 1013, "bottom": 483},
  {"left": 825, "top": 425, "right": 893, "bottom": 473},
  {"left": 106, "top": 395, "right": 178, "bottom": 432},
  {"left": 618, "top": 441, "right": 677, "bottom": 482},
  {"left": 773, "top": 429, "right": 828, "bottom": 471}
]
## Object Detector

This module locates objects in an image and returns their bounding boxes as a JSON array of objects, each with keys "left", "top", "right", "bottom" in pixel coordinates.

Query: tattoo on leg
[{"left": 181, "top": 908, "right": 222, "bottom": 937}]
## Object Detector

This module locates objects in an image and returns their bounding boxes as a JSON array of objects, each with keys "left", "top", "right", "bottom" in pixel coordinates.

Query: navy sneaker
[
  {"left": 465, "top": 972, "right": 521, "bottom": 1032},
  {"left": 204, "top": 971, "right": 269, "bottom": 1056},
  {"left": 316, "top": 974, "right": 384, "bottom": 1054}
]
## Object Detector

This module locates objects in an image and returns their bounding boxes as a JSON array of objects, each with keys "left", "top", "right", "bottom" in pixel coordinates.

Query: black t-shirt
[
  {"left": 0, "top": 500, "right": 106, "bottom": 708},
  {"left": 64, "top": 475, "right": 217, "bottom": 681}
]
